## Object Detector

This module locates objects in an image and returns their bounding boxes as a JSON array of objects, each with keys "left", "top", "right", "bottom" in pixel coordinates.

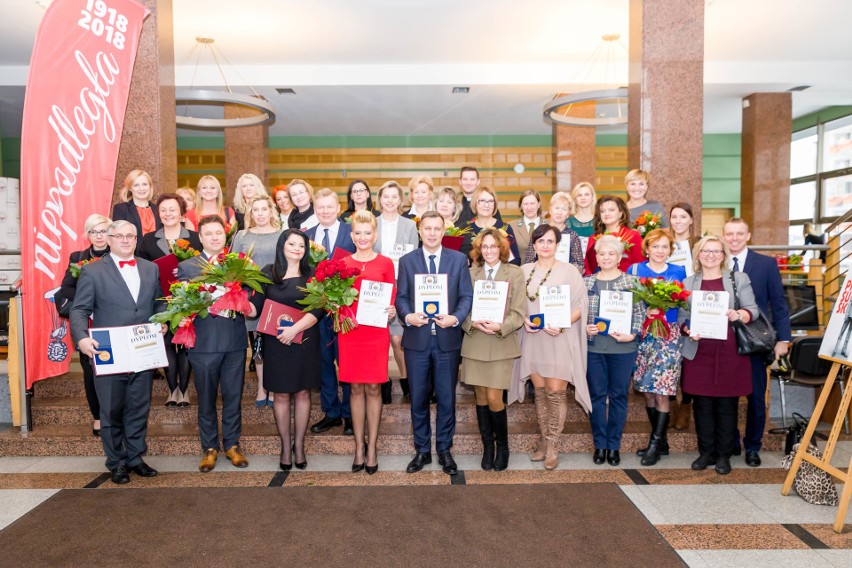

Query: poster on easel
[{"left": 818, "top": 273, "right": 852, "bottom": 363}]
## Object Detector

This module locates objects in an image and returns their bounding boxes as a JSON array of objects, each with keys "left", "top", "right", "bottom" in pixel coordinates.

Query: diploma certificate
[
  {"left": 539, "top": 284, "right": 572, "bottom": 328},
  {"left": 668, "top": 241, "right": 694, "bottom": 276},
  {"left": 689, "top": 290, "right": 730, "bottom": 340},
  {"left": 471, "top": 280, "right": 509, "bottom": 323},
  {"left": 414, "top": 273, "right": 448, "bottom": 316},
  {"left": 598, "top": 290, "right": 634, "bottom": 335},
  {"left": 356, "top": 279, "right": 393, "bottom": 328},
  {"left": 555, "top": 235, "right": 572, "bottom": 264},
  {"left": 89, "top": 323, "right": 168, "bottom": 376},
  {"left": 385, "top": 243, "right": 415, "bottom": 278}
]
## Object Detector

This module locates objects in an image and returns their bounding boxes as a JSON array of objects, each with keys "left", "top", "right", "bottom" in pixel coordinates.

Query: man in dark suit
[
  {"left": 70, "top": 220, "right": 166, "bottom": 484},
  {"left": 724, "top": 218, "right": 792, "bottom": 467},
  {"left": 305, "top": 188, "right": 357, "bottom": 435},
  {"left": 177, "top": 215, "right": 257, "bottom": 473},
  {"left": 397, "top": 211, "right": 473, "bottom": 475}
]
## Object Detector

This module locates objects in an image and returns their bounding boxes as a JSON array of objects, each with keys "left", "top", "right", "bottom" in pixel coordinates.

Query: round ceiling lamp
[
  {"left": 542, "top": 34, "right": 628, "bottom": 128},
  {"left": 175, "top": 37, "right": 276, "bottom": 129}
]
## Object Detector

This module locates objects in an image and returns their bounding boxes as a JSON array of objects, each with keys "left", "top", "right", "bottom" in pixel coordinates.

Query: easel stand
[{"left": 781, "top": 359, "right": 852, "bottom": 533}]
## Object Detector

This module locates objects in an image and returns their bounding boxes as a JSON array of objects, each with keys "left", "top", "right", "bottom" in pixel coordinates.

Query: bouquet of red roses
[
  {"left": 633, "top": 210, "right": 662, "bottom": 237},
  {"left": 172, "top": 238, "right": 201, "bottom": 261},
  {"left": 149, "top": 281, "right": 217, "bottom": 348},
  {"left": 194, "top": 250, "right": 272, "bottom": 316},
  {"left": 68, "top": 256, "right": 102, "bottom": 278},
  {"left": 631, "top": 276, "right": 691, "bottom": 339},
  {"left": 297, "top": 258, "right": 361, "bottom": 334}
]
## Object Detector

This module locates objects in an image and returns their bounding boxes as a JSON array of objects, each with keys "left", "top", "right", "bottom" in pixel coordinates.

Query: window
[
  {"left": 823, "top": 115, "right": 852, "bottom": 172},
  {"left": 822, "top": 174, "right": 852, "bottom": 218},
  {"left": 789, "top": 181, "right": 816, "bottom": 222},
  {"left": 791, "top": 127, "right": 818, "bottom": 179}
]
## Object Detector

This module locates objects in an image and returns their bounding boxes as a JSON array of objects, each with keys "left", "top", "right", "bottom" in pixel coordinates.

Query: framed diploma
[
  {"left": 257, "top": 300, "right": 305, "bottom": 344},
  {"left": 555, "top": 235, "right": 572, "bottom": 264},
  {"left": 539, "top": 284, "right": 572, "bottom": 328},
  {"left": 89, "top": 323, "right": 168, "bottom": 376},
  {"left": 414, "top": 273, "right": 448, "bottom": 317},
  {"left": 598, "top": 290, "right": 634, "bottom": 335},
  {"left": 471, "top": 279, "right": 509, "bottom": 323},
  {"left": 356, "top": 279, "right": 393, "bottom": 328},
  {"left": 690, "top": 290, "right": 730, "bottom": 340}
]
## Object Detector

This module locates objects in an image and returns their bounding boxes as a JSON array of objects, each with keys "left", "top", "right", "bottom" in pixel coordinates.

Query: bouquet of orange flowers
[
  {"left": 631, "top": 277, "right": 691, "bottom": 339},
  {"left": 298, "top": 258, "right": 361, "bottom": 333},
  {"left": 68, "top": 256, "right": 102, "bottom": 278},
  {"left": 172, "top": 239, "right": 201, "bottom": 261},
  {"left": 444, "top": 224, "right": 472, "bottom": 237},
  {"left": 150, "top": 281, "right": 217, "bottom": 348},
  {"left": 308, "top": 240, "right": 328, "bottom": 267},
  {"left": 633, "top": 210, "right": 662, "bottom": 237}
]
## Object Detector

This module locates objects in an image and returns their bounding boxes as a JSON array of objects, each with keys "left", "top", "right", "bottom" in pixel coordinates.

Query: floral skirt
[{"left": 633, "top": 325, "right": 682, "bottom": 396}]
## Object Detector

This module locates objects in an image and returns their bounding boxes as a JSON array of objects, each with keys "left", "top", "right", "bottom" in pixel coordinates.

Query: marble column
[
  {"left": 553, "top": 100, "right": 596, "bottom": 195},
  {"left": 224, "top": 104, "right": 268, "bottom": 203},
  {"left": 628, "top": 0, "right": 704, "bottom": 230},
  {"left": 740, "top": 93, "right": 792, "bottom": 245},
  {"left": 114, "top": 0, "right": 176, "bottom": 205}
]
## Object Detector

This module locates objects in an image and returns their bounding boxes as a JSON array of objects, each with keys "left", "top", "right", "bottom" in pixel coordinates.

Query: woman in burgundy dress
[
  {"left": 338, "top": 211, "right": 397, "bottom": 474},
  {"left": 679, "top": 234, "right": 759, "bottom": 475}
]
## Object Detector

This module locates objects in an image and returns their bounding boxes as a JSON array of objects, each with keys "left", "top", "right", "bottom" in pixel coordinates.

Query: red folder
[
  {"left": 331, "top": 247, "right": 353, "bottom": 261},
  {"left": 257, "top": 299, "right": 305, "bottom": 343},
  {"left": 153, "top": 254, "right": 179, "bottom": 296},
  {"left": 442, "top": 235, "right": 464, "bottom": 251}
]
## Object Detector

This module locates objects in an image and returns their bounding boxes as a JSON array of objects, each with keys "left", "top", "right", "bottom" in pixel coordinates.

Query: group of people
[{"left": 62, "top": 165, "right": 791, "bottom": 484}]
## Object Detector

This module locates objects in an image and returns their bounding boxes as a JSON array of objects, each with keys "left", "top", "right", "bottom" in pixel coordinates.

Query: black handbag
[
  {"left": 769, "top": 412, "right": 812, "bottom": 455},
  {"left": 729, "top": 272, "right": 777, "bottom": 365}
]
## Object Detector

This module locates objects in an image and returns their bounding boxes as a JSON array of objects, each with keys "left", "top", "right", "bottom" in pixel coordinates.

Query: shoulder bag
[{"left": 729, "top": 272, "right": 777, "bottom": 364}]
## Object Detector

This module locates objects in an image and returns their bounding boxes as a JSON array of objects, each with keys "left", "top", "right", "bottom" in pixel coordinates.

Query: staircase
[{"left": 0, "top": 356, "right": 778, "bottom": 457}]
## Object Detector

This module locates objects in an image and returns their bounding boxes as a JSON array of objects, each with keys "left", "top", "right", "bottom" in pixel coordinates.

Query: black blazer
[
  {"left": 69, "top": 255, "right": 164, "bottom": 346},
  {"left": 112, "top": 200, "right": 163, "bottom": 252},
  {"left": 176, "top": 255, "right": 248, "bottom": 353},
  {"left": 138, "top": 228, "right": 202, "bottom": 261},
  {"left": 55, "top": 246, "right": 110, "bottom": 318}
]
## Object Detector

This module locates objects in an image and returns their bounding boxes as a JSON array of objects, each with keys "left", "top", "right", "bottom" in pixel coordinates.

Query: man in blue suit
[
  {"left": 397, "top": 211, "right": 473, "bottom": 475},
  {"left": 724, "top": 218, "right": 792, "bottom": 467},
  {"left": 306, "top": 188, "right": 357, "bottom": 435}
]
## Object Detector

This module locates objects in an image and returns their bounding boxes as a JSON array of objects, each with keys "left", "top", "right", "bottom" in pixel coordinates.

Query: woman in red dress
[{"left": 338, "top": 210, "right": 397, "bottom": 474}]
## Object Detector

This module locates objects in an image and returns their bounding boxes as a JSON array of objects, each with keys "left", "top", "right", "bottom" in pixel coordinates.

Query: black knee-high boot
[
  {"left": 491, "top": 408, "right": 510, "bottom": 471},
  {"left": 476, "top": 405, "right": 495, "bottom": 471}
]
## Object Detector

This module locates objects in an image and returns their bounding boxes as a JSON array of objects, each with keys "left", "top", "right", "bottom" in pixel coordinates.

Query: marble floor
[{"left": 0, "top": 443, "right": 849, "bottom": 567}]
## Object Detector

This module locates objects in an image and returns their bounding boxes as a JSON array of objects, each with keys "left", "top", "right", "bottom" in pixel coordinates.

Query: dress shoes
[
  {"left": 365, "top": 463, "right": 378, "bottom": 475},
  {"left": 731, "top": 446, "right": 742, "bottom": 457},
  {"left": 225, "top": 446, "right": 249, "bottom": 468},
  {"left": 406, "top": 452, "right": 432, "bottom": 473},
  {"left": 745, "top": 450, "right": 761, "bottom": 467},
  {"left": 690, "top": 453, "right": 717, "bottom": 471},
  {"left": 593, "top": 448, "right": 607, "bottom": 465},
  {"left": 110, "top": 466, "right": 130, "bottom": 485},
  {"left": 199, "top": 449, "right": 218, "bottom": 473},
  {"left": 311, "top": 415, "right": 343, "bottom": 434},
  {"left": 292, "top": 444, "right": 307, "bottom": 470},
  {"left": 438, "top": 452, "right": 458, "bottom": 476},
  {"left": 606, "top": 450, "right": 621, "bottom": 467},
  {"left": 130, "top": 461, "right": 158, "bottom": 477},
  {"left": 280, "top": 461, "right": 292, "bottom": 471},
  {"left": 352, "top": 461, "right": 365, "bottom": 473},
  {"left": 714, "top": 455, "right": 732, "bottom": 475},
  {"left": 343, "top": 418, "right": 354, "bottom": 436}
]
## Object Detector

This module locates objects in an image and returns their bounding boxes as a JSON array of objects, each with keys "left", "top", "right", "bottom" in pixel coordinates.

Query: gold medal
[
  {"left": 596, "top": 321, "right": 608, "bottom": 332},
  {"left": 97, "top": 351, "right": 110, "bottom": 362}
]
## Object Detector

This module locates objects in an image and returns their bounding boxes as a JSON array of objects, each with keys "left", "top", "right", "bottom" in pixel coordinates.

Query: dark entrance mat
[{"left": 0, "top": 484, "right": 684, "bottom": 567}]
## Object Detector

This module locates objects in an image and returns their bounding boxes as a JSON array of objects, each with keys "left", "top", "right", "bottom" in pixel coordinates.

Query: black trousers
[
  {"left": 80, "top": 354, "right": 100, "bottom": 420},
  {"left": 693, "top": 395, "right": 739, "bottom": 458},
  {"left": 95, "top": 370, "right": 153, "bottom": 470}
]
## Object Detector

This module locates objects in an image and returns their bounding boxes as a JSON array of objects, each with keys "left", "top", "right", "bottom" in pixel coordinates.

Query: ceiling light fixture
[
  {"left": 543, "top": 33, "right": 628, "bottom": 128},
  {"left": 452, "top": 87, "right": 470, "bottom": 94},
  {"left": 175, "top": 37, "right": 276, "bottom": 129}
]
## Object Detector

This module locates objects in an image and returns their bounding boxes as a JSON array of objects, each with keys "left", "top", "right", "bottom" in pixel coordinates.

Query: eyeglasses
[
  {"left": 109, "top": 234, "right": 137, "bottom": 241},
  {"left": 480, "top": 245, "right": 500, "bottom": 251},
  {"left": 88, "top": 230, "right": 108, "bottom": 236},
  {"left": 351, "top": 188, "right": 368, "bottom": 195},
  {"left": 700, "top": 249, "right": 724, "bottom": 256},
  {"left": 477, "top": 199, "right": 496, "bottom": 205}
]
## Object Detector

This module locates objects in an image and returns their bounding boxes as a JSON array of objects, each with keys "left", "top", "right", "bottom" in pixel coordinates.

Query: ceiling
[{"left": 1, "top": 0, "right": 851, "bottom": 139}]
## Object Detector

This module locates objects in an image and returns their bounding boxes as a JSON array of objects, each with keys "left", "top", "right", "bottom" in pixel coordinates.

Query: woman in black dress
[
  {"left": 251, "top": 229, "right": 323, "bottom": 470},
  {"left": 55, "top": 213, "right": 112, "bottom": 436}
]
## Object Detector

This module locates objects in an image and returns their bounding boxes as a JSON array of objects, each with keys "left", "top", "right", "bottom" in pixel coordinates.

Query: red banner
[{"left": 20, "top": 0, "right": 149, "bottom": 388}]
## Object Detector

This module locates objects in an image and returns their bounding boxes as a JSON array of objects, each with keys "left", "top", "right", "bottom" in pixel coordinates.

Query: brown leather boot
[
  {"left": 530, "top": 387, "right": 548, "bottom": 462},
  {"left": 545, "top": 390, "right": 568, "bottom": 471},
  {"left": 674, "top": 401, "right": 692, "bottom": 430}
]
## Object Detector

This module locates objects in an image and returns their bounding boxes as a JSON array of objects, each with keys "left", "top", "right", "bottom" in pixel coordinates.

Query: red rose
[
  {"left": 670, "top": 292, "right": 678, "bottom": 301},
  {"left": 315, "top": 273, "right": 326, "bottom": 283},
  {"left": 238, "top": 252, "right": 246, "bottom": 259},
  {"left": 639, "top": 277, "right": 647, "bottom": 286}
]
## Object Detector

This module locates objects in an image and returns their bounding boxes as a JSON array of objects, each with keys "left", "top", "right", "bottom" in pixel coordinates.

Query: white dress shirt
[
  {"left": 318, "top": 220, "right": 341, "bottom": 255},
  {"left": 111, "top": 253, "right": 140, "bottom": 302},
  {"left": 729, "top": 249, "right": 749, "bottom": 271}
]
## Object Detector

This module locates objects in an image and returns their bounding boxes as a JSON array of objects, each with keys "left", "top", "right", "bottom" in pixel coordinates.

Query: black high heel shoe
[
  {"left": 293, "top": 444, "right": 307, "bottom": 470},
  {"left": 364, "top": 442, "right": 378, "bottom": 475},
  {"left": 353, "top": 442, "right": 366, "bottom": 472},
  {"left": 279, "top": 461, "right": 292, "bottom": 471}
]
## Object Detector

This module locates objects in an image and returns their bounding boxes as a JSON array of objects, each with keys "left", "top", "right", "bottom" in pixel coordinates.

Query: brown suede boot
[
  {"left": 530, "top": 387, "right": 548, "bottom": 462},
  {"left": 674, "top": 401, "right": 692, "bottom": 430},
  {"left": 545, "top": 390, "right": 568, "bottom": 471}
]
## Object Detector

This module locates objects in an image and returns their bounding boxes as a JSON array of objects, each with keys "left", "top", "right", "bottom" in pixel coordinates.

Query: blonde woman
[
  {"left": 404, "top": 174, "right": 435, "bottom": 219},
  {"left": 176, "top": 186, "right": 196, "bottom": 214},
  {"left": 184, "top": 175, "right": 236, "bottom": 231},
  {"left": 568, "top": 182, "right": 597, "bottom": 253},
  {"left": 435, "top": 186, "right": 462, "bottom": 228},
  {"left": 286, "top": 178, "right": 319, "bottom": 231},
  {"left": 233, "top": 173, "right": 269, "bottom": 230},
  {"left": 625, "top": 169, "right": 669, "bottom": 228},
  {"left": 273, "top": 185, "right": 294, "bottom": 229},
  {"left": 112, "top": 169, "right": 161, "bottom": 250},
  {"left": 525, "top": 191, "right": 583, "bottom": 273}
]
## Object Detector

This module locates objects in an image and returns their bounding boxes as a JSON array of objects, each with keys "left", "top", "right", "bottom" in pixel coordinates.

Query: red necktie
[{"left": 119, "top": 259, "right": 136, "bottom": 268}]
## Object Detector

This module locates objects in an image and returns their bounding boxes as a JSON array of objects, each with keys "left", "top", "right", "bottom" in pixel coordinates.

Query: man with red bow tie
[{"left": 70, "top": 220, "right": 166, "bottom": 484}]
